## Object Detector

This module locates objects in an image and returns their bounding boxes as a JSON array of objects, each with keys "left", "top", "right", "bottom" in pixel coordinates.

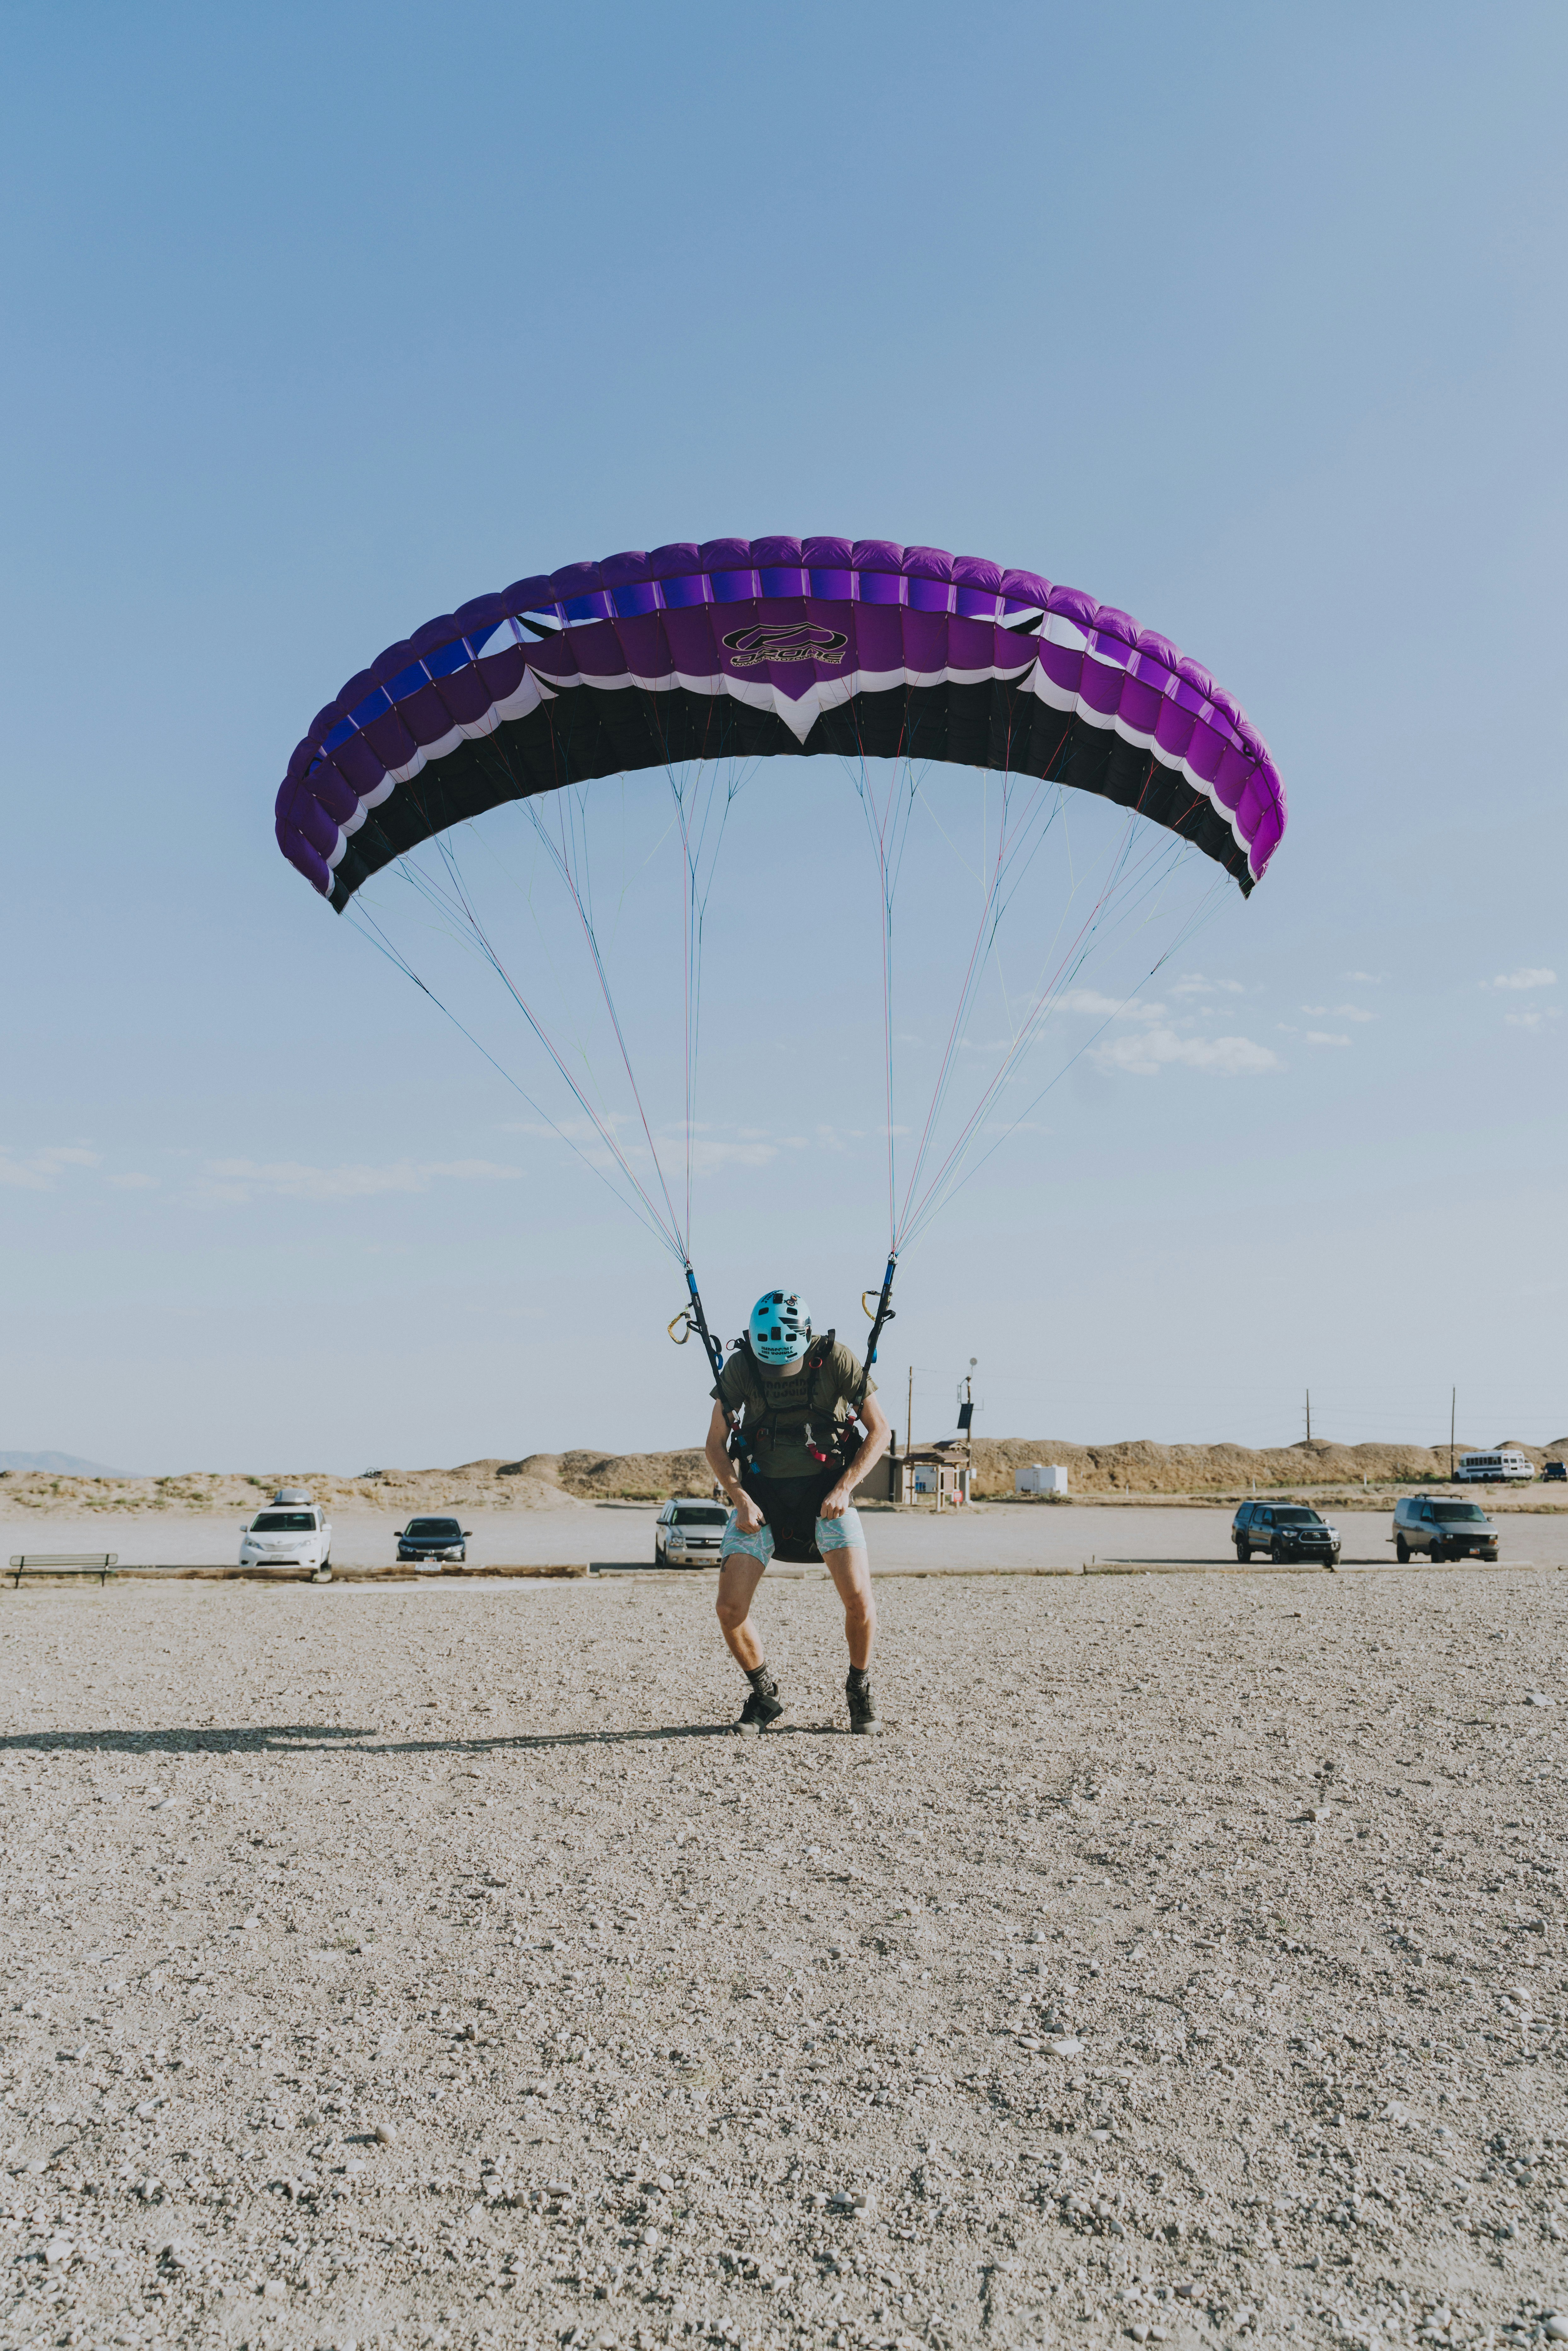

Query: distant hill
[
  {"left": 521, "top": 1437, "right": 1568, "bottom": 1499},
  {"left": 0, "top": 1438, "right": 1563, "bottom": 1512},
  {"left": 0, "top": 1450, "right": 136, "bottom": 1477}
]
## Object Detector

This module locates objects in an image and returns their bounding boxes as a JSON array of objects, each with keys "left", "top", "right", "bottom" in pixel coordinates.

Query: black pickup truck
[{"left": 1232, "top": 1501, "right": 1341, "bottom": 1566}]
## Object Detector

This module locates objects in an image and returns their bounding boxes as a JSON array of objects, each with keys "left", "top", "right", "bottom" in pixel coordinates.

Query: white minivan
[{"left": 239, "top": 1488, "right": 332, "bottom": 1572}]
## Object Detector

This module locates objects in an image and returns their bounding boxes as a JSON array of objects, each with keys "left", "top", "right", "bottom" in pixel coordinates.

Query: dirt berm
[
  {"left": 963, "top": 1433, "right": 1565, "bottom": 1498},
  {"left": 511, "top": 1435, "right": 1568, "bottom": 1503},
  {"left": 3, "top": 1437, "right": 1563, "bottom": 1517}
]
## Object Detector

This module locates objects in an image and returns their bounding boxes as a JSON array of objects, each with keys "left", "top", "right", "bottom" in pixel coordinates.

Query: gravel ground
[{"left": 2, "top": 1550, "right": 1565, "bottom": 2351}]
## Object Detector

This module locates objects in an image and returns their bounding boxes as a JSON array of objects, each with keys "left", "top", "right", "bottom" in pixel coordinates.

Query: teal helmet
[{"left": 748, "top": 1289, "right": 812, "bottom": 1367}]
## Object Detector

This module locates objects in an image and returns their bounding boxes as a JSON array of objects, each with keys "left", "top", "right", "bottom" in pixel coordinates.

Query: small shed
[
  {"left": 1015, "top": 1462, "right": 1070, "bottom": 1496},
  {"left": 855, "top": 1443, "right": 971, "bottom": 1508}
]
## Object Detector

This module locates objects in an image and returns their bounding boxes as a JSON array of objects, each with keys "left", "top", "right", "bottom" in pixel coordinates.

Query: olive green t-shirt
[{"left": 712, "top": 1339, "right": 876, "bottom": 1480}]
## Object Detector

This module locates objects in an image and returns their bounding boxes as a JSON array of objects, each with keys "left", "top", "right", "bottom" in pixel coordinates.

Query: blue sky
[{"left": 2, "top": 3, "right": 1564, "bottom": 1472}]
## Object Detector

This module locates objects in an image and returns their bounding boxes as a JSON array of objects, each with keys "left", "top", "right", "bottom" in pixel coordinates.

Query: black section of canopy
[{"left": 328, "top": 675, "right": 1252, "bottom": 910}]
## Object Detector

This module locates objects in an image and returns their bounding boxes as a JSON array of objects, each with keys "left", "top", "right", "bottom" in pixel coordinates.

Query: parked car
[
  {"left": 1232, "top": 1501, "right": 1341, "bottom": 1566},
  {"left": 654, "top": 1498, "right": 730, "bottom": 1566},
  {"left": 240, "top": 1490, "right": 331, "bottom": 1572},
  {"left": 1392, "top": 1496, "right": 1498, "bottom": 1562},
  {"left": 397, "top": 1515, "right": 471, "bottom": 1566},
  {"left": 1544, "top": 1460, "right": 1566, "bottom": 1484}
]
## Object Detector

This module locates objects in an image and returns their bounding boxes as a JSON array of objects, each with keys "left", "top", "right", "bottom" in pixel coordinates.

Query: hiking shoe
[
  {"left": 846, "top": 1670, "right": 882, "bottom": 1735},
  {"left": 736, "top": 1682, "right": 786, "bottom": 1735}
]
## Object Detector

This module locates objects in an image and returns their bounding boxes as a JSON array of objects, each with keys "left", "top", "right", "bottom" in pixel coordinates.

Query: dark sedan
[{"left": 397, "top": 1515, "right": 471, "bottom": 1565}]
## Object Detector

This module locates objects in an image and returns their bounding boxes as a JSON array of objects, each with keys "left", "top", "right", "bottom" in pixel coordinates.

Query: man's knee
[
  {"left": 715, "top": 1589, "right": 748, "bottom": 1635},
  {"left": 840, "top": 1577, "right": 875, "bottom": 1633}
]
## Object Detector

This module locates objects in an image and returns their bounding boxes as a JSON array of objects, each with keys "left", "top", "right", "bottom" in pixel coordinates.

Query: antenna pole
[{"left": 1450, "top": 1386, "right": 1456, "bottom": 1480}]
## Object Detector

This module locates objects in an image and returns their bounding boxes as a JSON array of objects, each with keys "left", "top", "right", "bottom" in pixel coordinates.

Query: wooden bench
[{"left": 8, "top": 1553, "right": 118, "bottom": 1588}]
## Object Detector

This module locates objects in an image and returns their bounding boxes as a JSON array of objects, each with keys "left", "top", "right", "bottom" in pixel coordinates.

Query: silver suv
[
  {"left": 654, "top": 1498, "right": 729, "bottom": 1567},
  {"left": 1393, "top": 1496, "right": 1499, "bottom": 1562}
]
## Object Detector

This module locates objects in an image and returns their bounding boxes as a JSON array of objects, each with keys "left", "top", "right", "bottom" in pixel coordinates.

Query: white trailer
[{"left": 1015, "top": 1463, "right": 1070, "bottom": 1495}]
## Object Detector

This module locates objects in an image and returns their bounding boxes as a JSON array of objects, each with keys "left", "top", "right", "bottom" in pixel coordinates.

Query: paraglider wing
[{"left": 275, "top": 537, "right": 1286, "bottom": 910}]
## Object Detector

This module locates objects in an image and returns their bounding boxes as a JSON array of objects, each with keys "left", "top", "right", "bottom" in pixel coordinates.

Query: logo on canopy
[{"left": 721, "top": 622, "right": 848, "bottom": 670}]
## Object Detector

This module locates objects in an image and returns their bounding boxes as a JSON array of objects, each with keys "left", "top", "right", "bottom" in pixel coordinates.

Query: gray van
[{"left": 1392, "top": 1496, "right": 1499, "bottom": 1562}]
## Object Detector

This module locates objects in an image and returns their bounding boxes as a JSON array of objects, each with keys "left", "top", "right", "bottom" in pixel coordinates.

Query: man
[{"left": 704, "top": 1288, "right": 891, "bottom": 1736}]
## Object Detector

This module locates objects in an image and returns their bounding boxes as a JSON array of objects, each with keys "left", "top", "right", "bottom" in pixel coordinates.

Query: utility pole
[
  {"left": 958, "top": 1357, "right": 978, "bottom": 1505},
  {"left": 1450, "top": 1387, "right": 1456, "bottom": 1480},
  {"left": 1306, "top": 1388, "right": 1312, "bottom": 1444},
  {"left": 907, "top": 1365, "right": 915, "bottom": 1455}
]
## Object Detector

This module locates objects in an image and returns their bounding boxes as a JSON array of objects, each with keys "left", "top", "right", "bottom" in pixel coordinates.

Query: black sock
[
  {"left": 746, "top": 1663, "right": 778, "bottom": 1695},
  {"left": 847, "top": 1665, "right": 871, "bottom": 1690}
]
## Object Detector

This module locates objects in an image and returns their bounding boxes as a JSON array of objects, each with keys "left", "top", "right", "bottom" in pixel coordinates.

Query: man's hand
[
  {"left": 704, "top": 1400, "right": 764, "bottom": 1534},
  {"left": 820, "top": 1395, "right": 890, "bottom": 1520}
]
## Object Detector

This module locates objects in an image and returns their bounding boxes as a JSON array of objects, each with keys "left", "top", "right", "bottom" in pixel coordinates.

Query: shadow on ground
[{"left": 3, "top": 1720, "right": 848, "bottom": 1756}]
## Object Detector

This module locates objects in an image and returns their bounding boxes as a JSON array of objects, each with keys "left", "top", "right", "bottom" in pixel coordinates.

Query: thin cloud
[
  {"left": 503, "top": 1113, "right": 635, "bottom": 1141},
  {"left": 1306, "top": 1032, "right": 1352, "bottom": 1048},
  {"left": 503, "top": 1115, "right": 650, "bottom": 1168},
  {"left": 1344, "top": 969, "right": 1389, "bottom": 984},
  {"left": 504, "top": 1113, "right": 801, "bottom": 1173},
  {"left": 1094, "top": 1027, "right": 1281, "bottom": 1078},
  {"left": 197, "top": 1157, "right": 525, "bottom": 1204},
  {"left": 688, "top": 1139, "right": 776, "bottom": 1173},
  {"left": 957, "top": 1003, "right": 1165, "bottom": 1050},
  {"left": 106, "top": 1172, "right": 158, "bottom": 1190},
  {"left": 1047, "top": 988, "right": 1166, "bottom": 1022},
  {"left": 1484, "top": 968, "right": 1556, "bottom": 991},
  {"left": 1169, "top": 973, "right": 1244, "bottom": 998},
  {"left": 1504, "top": 1007, "right": 1562, "bottom": 1031},
  {"left": 0, "top": 1145, "right": 102, "bottom": 1191}
]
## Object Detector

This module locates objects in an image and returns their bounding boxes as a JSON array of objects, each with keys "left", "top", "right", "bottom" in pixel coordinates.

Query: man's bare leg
[
  {"left": 716, "top": 1553, "right": 787, "bottom": 1731},
  {"left": 824, "top": 1542, "right": 881, "bottom": 1732},
  {"left": 822, "top": 1543, "right": 875, "bottom": 1670},
  {"left": 715, "top": 1554, "right": 768, "bottom": 1672}
]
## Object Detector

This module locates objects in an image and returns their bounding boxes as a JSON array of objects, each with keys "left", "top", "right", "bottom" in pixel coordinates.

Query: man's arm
[
  {"left": 819, "top": 1391, "right": 891, "bottom": 1519},
  {"left": 704, "top": 1401, "right": 764, "bottom": 1532}
]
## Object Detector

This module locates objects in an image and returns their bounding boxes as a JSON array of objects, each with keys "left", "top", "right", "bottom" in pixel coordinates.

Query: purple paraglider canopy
[{"left": 274, "top": 537, "right": 1286, "bottom": 910}]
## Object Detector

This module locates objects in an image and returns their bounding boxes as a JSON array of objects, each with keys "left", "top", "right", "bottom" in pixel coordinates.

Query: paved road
[{"left": 7, "top": 1499, "right": 1564, "bottom": 1572}]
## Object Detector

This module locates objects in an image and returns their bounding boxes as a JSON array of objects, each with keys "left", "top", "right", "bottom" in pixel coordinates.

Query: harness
[
  {"left": 668, "top": 1260, "right": 892, "bottom": 1482},
  {"left": 724, "top": 1331, "right": 863, "bottom": 1477}
]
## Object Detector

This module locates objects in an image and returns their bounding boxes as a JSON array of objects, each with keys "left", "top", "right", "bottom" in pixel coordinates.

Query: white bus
[{"left": 1456, "top": 1449, "right": 1535, "bottom": 1485}]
